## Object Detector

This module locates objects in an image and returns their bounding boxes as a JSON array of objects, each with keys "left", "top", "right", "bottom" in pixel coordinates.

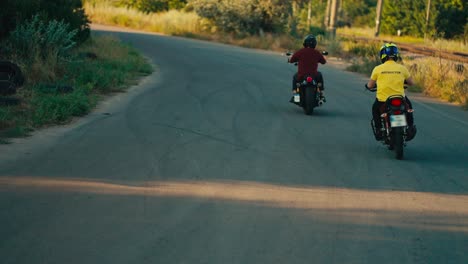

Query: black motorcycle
[
  {"left": 368, "top": 88, "right": 415, "bottom": 160},
  {"left": 286, "top": 51, "right": 328, "bottom": 115}
]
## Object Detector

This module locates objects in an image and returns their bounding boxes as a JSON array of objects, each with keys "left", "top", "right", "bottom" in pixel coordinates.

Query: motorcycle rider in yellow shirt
[{"left": 366, "top": 43, "right": 417, "bottom": 141}]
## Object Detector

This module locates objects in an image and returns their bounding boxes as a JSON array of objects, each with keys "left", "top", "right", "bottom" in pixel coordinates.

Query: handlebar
[{"left": 285, "top": 50, "right": 328, "bottom": 57}]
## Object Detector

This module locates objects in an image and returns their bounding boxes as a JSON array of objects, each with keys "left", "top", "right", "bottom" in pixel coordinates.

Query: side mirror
[
  {"left": 322, "top": 51, "right": 329, "bottom": 55},
  {"left": 285, "top": 52, "right": 292, "bottom": 56}
]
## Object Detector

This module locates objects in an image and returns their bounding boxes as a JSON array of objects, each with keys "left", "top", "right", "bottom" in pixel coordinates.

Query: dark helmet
[
  {"left": 303, "top": 35, "right": 317, "bottom": 48},
  {"left": 379, "top": 43, "right": 400, "bottom": 63}
]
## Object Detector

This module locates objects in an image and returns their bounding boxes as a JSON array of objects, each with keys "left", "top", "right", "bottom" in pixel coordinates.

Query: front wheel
[
  {"left": 303, "top": 87, "right": 315, "bottom": 115},
  {"left": 392, "top": 127, "right": 404, "bottom": 160}
]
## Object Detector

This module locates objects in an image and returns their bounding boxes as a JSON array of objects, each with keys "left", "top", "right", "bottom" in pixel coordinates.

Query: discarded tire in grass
[
  {"left": 0, "top": 96, "right": 21, "bottom": 106},
  {"left": 0, "top": 61, "right": 24, "bottom": 96}
]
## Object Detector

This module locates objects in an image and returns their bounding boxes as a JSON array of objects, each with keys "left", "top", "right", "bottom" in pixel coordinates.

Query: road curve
[{"left": 1, "top": 25, "right": 467, "bottom": 264}]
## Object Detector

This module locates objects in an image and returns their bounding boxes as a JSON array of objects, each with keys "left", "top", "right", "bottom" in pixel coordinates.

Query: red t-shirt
[{"left": 289, "top": 47, "right": 326, "bottom": 80}]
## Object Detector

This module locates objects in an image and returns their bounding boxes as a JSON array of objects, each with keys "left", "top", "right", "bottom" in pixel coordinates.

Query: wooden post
[
  {"left": 328, "top": 0, "right": 339, "bottom": 38},
  {"left": 375, "top": 0, "right": 384, "bottom": 37},
  {"left": 324, "top": 0, "right": 331, "bottom": 28},
  {"left": 292, "top": 0, "right": 297, "bottom": 17},
  {"left": 425, "top": 0, "right": 431, "bottom": 38}
]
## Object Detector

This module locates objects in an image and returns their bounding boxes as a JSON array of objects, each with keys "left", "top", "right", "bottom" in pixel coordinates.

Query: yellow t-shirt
[{"left": 370, "top": 60, "right": 410, "bottom": 102}]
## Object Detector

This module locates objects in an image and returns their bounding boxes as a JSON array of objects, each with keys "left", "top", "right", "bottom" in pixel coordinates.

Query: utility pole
[
  {"left": 289, "top": 0, "right": 298, "bottom": 36},
  {"left": 374, "top": 0, "right": 384, "bottom": 37},
  {"left": 324, "top": 0, "right": 331, "bottom": 29},
  {"left": 292, "top": 0, "right": 297, "bottom": 17},
  {"left": 425, "top": 0, "right": 431, "bottom": 38},
  {"left": 328, "top": 0, "right": 339, "bottom": 38}
]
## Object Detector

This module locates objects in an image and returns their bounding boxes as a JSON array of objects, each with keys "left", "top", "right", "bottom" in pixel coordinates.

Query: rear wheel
[
  {"left": 392, "top": 127, "right": 404, "bottom": 160},
  {"left": 303, "top": 87, "right": 315, "bottom": 115}
]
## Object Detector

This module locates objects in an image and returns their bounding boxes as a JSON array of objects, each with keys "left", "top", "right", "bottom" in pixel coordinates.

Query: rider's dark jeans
[
  {"left": 372, "top": 97, "right": 414, "bottom": 130},
  {"left": 292, "top": 72, "right": 324, "bottom": 91}
]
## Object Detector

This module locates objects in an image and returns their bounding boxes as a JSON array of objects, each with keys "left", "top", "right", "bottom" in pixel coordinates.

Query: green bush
[
  {"left": 323, "top": 37, "right": 343, "bottom": 56},
  {"left": 7, "top": 15, "right": 78, "bottom": 61},
  {"left": 115, "top": 0, "right": 187, "bottom": 13},
  {"left": 307, "top": 26, "right": 326, "bottom": 37},
  {"left": 190, "top": 0, "right": 289, "bottom": 35},
  {"left": 348, "top": 43, "right": 380, "bottom": 58},
  {"left": 0, "top": 0, "right": 89, "bottom": 42},
  {"left": 0, "top": 107, "right": 13, "bottom": 130}
]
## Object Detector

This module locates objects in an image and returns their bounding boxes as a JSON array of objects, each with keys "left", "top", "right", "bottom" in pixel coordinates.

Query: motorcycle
[
  {"left": 286, "top": 51, "right": 328, "bottom": 115},
  {"left": 367, "top": 85, "right": 415, "bottom": 160}
]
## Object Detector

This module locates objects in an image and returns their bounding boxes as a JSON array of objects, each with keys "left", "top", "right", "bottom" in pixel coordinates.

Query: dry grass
[
  {"left": 405, "top": 57, "right": 468, "bottom": 107},
  {"left": 83, "top": 1, "right": 302, "bottom": 52},
  {"left": 77, "top": 35, "right": 132, "bottom": 60},
  {"left": 337, "top": 27, "right": 468, "bottom": 54},
  {"left": 84, "top": 2, "right": 206, "bottom": 35}
]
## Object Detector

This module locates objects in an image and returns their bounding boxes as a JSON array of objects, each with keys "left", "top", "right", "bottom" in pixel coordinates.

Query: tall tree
[
  {"left": 378, "top": 0, "right": 466, "bottom": 39},
  {"left": 381, "top": 0, "right": 428, "bottom": 37},
  {"left": 433, "top": 0, "right": 466, "bottom": 39},
  {"left": 341, "top": 0, "right": 376, "bottom": 27}
]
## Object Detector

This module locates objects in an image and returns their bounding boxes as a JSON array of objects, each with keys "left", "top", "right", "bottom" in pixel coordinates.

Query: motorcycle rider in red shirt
[{"left": 288, "top": 35, "right": 327, "bottom": 103}]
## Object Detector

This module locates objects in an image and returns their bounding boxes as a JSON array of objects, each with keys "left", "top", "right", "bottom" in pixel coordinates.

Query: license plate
[{"left": 390, "top": 114, "right": 407, "bottom": 127}]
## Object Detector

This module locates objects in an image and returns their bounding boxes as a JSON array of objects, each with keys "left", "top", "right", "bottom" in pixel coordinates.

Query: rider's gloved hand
[{"left": 365, "top": 84, "right": 377, "bottom": 92}]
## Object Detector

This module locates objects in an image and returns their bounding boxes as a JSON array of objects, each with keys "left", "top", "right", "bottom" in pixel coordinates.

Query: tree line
[
  {"left": 0, "top": 0, "right": 466, "bottom": 42},
  {"left": 124, "top": 0, "right": 466, "bottom": 39}
]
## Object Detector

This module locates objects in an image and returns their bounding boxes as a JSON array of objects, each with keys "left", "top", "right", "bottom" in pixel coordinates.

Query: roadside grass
[
  {"left": 84, "top": 1, "right": 305, "bottom": 52},
  {"left": 337, "top": 27, "right": 468, "bottom": 53},
  {"left": 84, "top": 2, "right": 206, "bottom": 35},
  {"left": 0, "top": 35, "right": 153, "bottom": 143},
  {"left": 406, "top": 57, "right": 468, "bottom": 108}
]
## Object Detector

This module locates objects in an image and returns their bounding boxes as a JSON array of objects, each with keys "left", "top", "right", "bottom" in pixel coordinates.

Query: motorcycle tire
[
  {"left": 303, "top": 87, "right": 315, "bottom": 115},
  {"left": 392, "top": 127, "right": 404, "bottom": 160}
]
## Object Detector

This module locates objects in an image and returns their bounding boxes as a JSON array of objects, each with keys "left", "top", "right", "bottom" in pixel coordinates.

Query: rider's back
[
  {"left": 290, "top": 48, "right": 326, "bottom": 80},
  {"left": 371, "top": 60, "right": 410, "bottom": 102}
]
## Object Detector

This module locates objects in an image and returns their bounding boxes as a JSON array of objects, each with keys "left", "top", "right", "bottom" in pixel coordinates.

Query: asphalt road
[{"left": 1, "top": 25, "right": 467, "bottom": 264}]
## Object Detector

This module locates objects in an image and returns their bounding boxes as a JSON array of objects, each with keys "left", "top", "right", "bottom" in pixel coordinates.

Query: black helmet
[{"left": 303, "top": 35, "right": 317, "bottom": 48}]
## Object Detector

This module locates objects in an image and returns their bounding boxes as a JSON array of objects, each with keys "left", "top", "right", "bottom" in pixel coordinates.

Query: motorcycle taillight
[
  {"left": 390, "top": 98, "right": 402, "bottom": 107},
  {"left": 306, "top": 76, "right": 313, "bottom": 83},
  {"left": 394, "top": 110, "right": 402, "bottom": 115}
]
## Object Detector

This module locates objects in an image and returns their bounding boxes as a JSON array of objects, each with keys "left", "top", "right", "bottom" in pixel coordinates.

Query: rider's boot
[
  {"left": 318, "top": 83, "right": 326, "bottom": 103},
  {"left": 372, "top": 119, "right": 384, "bottom": 141},
  {"left": 406, "top": 125, "right": 417, "bottom": 141},
  {"left": 319, "top": 91, "right": 326, "bottom": 104}
]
